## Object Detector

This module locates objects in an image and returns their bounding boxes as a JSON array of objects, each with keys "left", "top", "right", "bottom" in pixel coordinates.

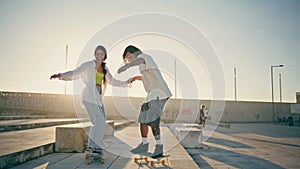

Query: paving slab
[
  {"left": 11, "top": 123, "right": 199, "bottom": 169},
  {"left": 187, "top": 123, "right": 300, "bottom": 169}
]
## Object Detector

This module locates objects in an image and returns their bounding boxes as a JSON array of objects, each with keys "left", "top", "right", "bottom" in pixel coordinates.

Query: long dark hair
[{"left": 94, "top": 45, "right": 107, "bottom": 84}]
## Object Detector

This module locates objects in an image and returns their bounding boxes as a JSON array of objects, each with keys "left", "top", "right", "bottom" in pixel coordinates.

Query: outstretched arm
[
  {"left": 118, "top": 57, "right": 145, "bottom": 74},
  {"left": 106, "top": 68, "right": 130, "bottom": 87},
  {"left": 50, "top": 62, "right": 87, "bottom": 81}
]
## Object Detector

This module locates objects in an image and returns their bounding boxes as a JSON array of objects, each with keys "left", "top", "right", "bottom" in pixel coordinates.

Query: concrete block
[
  {"left": 176, "top": 127, "right": 202, "bottom": 148},
  {"left": 182, "top": 123, "right": 202, "bottom": 129},
  {"left": 55, "top": 126, "right": 85, "bottom": 153},
  {"left": 104, "top": 120, "right": 114, "bottom": 136},
  {"left": 55, "top": 121, "right": 115, "bottom": 153}
]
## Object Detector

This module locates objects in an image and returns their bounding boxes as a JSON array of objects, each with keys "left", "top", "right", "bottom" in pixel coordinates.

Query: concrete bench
[
  {"left": 55, "top": 120, "right": 114, "bottom": 153},
  {"left": 182, "top": 123, "right": 202, "bottom": 129},
  {"left": 175, "top": 127, "right": 203, "bottom": 148}
]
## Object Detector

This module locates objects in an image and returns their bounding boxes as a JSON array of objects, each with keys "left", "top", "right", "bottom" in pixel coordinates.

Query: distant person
[
  {"left": 50, "top": 45, "right": 131, "bottom": 156},
  {"left": 199, "top": 104, "right": 208, "bottom": 128},
  {"left": 118, "top": 45, "right": 172, "bottom": 158}
]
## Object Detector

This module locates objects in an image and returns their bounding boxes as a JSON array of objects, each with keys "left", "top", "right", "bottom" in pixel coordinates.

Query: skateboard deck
[
  {"left": 85, "top": 151, "right": 104, "bottom": 164},
  {"left": 133, "top": 152, "right": 170, "bottom": 167}
]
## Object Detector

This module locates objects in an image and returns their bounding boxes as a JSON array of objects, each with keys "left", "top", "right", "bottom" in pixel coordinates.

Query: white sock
[
  {"left": 142, "top": 137, "right": 148, "bottom": 144},
  {"left": 156, "top": 139, "right": 162, "bottom": 145}
]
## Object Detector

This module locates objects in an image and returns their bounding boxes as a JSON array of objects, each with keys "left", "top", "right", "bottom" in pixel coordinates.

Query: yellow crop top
[{"left": 96, "top": 71, "right": 104, "bottom": 85}]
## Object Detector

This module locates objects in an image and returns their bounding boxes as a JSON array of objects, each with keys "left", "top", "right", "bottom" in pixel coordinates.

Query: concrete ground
[
  {"left": 188, "top": 123, "right": 300, "bottom": 169},
  {"left": 0, "top": 126, "right": 55, "bottom": 157},
  {"left": 11, "top": 124, "right": 198, "bottom": 169},
  {"left": 9, "top": 123, "right": 300, "bottom": 169}
]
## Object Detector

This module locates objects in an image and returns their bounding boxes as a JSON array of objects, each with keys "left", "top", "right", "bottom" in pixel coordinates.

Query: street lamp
[
  {"left": 279, "top": 73, "right": 282, "bottom": 103},
  {"left": 64, "top": 45, "right": 68, "bottom": 95},
  {"left": 271, "top": 64, "right": 284, "bottom": 122}
]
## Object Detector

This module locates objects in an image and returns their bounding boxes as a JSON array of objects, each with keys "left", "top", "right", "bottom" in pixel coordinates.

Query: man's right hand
[{"left": 50, "top": 74, "right": 61, "bottom": 80}]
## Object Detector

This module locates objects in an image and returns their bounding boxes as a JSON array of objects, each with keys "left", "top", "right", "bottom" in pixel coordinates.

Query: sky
[{"left": 0, "top": 0, "right": 299, "bottom": 103}]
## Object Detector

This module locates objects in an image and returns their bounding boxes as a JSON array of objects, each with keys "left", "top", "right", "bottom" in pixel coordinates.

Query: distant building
[{"left": 297, "top": 92, "right": 300, "bottom": 103}]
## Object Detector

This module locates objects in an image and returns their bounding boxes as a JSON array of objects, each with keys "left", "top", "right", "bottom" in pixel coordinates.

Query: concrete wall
[
  {"left": 221, "top": 101, "right": 292, "bottom": 122},
  {"left": 0, "top": 92, "right": 75, "bottom": 117},
  {"left": 0, "top": 91, "right": 298, "bottom": 123},
  {"left": 296, "top": 92, "right": 300, "bottom": 103}
]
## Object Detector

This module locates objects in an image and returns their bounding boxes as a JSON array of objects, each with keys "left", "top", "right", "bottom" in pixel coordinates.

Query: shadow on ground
[
  {"left": 188, "top": 144, "right": 284, "bottom": 169},
  {"left": 206, "top": 137, "right": 255, "bottom": 149}
]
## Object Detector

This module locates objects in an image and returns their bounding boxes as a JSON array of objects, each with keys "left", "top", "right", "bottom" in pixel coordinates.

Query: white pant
[{"left": 83, "top": 101, "right": 106, "bottom": 149}]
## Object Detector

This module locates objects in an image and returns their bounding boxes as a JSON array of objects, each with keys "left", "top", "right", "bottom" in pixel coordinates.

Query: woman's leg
[{"left": 83, "top": 101, "right": 106, "bottom": 149}]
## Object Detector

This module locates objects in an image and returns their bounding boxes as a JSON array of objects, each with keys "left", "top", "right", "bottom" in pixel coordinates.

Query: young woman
[{"left": 50, "top": 45, "right": 131, "bottom": 156}]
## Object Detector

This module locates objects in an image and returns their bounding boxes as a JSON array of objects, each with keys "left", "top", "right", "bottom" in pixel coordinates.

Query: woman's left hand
[{"left": 127, "top": 77, "right": 135, "bottom": 83}]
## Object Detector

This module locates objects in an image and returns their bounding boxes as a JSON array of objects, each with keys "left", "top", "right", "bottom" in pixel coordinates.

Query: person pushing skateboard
[{"left": 118, "top": 45, "right": 172, "bottom": 158}]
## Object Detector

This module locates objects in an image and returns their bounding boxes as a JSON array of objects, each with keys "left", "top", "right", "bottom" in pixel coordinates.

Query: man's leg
[
  {"left": 140, "top": 123, "right": 148, "bottom": 137},
  {"left": 149, "top": 98, "right": 169, "bottom": 158},
  {"left": 130, "top": 103, "right": 150, "bottom": 154},
  {"left": 140, "top": 123, "right": 149, "bottom": 144},
  {"left": 149, "top": 118, "right": 163, "bottom": 158},
  {"left": 130, "top": 123, "right": 149, "bottom": 154},
  {"left": 149, "top": 119, "right": 161, "bottom": 144}
]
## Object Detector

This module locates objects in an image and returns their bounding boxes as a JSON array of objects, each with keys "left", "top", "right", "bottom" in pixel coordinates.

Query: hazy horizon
[{"left": 1, "top": 0, "right": 299, "bottom": 103}]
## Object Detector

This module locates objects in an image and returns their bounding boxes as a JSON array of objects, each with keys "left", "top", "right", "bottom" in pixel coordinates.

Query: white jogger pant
[{"left": 83, "top": 101, "right": 106, "bottom": 149}]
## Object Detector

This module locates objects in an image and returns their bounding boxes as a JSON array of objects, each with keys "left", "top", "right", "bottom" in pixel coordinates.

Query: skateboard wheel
[
  {"left": 150, "top": 161, "right": 154, "bottom": 166},
  {"left": 144, "top": 156, "right": 148, "bottom": 161},
  {"left": 134, "top": 158, "right": 138, "bottom": 163},
  {"left": 86, "top": 159, "right": 91, "bottom": 165},
  {"left": 162, "top": 160, "right": 166, "bottom": 165}
]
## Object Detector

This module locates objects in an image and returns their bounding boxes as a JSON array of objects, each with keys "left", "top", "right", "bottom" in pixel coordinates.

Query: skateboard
[
  {"left": 134, "top": 153, "right": 170, "bottom": 167},
  {"left": 85, "top": 151, "right": 104, "bottom": 164}
]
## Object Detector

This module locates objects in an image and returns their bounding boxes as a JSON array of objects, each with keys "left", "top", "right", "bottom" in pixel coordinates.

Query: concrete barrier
[
  {"left": 55, "top": 121, "right": 114, "bottom": 153},
  {"left": 182, "top": 123, "right": 202, "bottom": 129},
  {"left": 1, "top": 91, "right": 298, "bottom": 123},
  {"left": 175, "top": 127, "right": 203, "bottom": 148},
  {"left": 0, "top": 143, "right": 53, "bottom": 169}
]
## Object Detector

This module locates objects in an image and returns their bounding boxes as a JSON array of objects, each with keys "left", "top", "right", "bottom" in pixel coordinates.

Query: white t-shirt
[{"left": 137, "top": 53, "right": 172, "bottom": 103}]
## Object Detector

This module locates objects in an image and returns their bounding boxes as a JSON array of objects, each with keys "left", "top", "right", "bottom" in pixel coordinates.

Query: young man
[
  {"left": 199, "top": 104, "right": 208, "bottom": 128},
  {"left": 118, "top": 45, "right": 172, "bottom": 158}
]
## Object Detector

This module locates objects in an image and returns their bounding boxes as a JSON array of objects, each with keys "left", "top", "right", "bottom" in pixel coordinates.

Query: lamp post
[
  {"left": 174, "top": 59, "right": 177, "bottom": 99},
  {"left": 64, "top": 45, "right": 68, "bottom": 95},
  {"left": 279, "top": 73, "right": 282, "bottom": 103},
  {"left": 234, "top": 67, "right": 237, "bottom": 101},
  {"left": 271, "top": 64, "right": 284, "bottom": 122}
]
